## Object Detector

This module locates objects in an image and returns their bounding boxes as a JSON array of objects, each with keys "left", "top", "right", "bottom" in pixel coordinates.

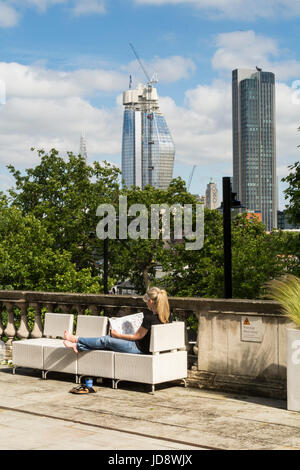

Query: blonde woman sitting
[{"left": 63, "top": 287, "right": 171, "bottom": 354}]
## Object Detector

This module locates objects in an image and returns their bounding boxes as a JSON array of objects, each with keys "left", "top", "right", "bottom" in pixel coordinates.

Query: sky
[{"left": 0, "top": 0, "right": 299, "bottom": 210}]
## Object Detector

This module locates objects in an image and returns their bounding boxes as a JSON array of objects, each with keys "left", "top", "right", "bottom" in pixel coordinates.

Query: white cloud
[
  {"left": 0, "top": 2, "right": 19, "bottom": 27},
  {"left": 0, "top": 61, "right": 126, "bottom": 167},
  {"left": 212, "top": 30, "right": 300, "bottom": 81},
  {"left": 0, "top": 53, "right": 201, "bottom": 170},
  {"left": 212, "top": 30, "right": 278, "bottom": 71},
  {"left": 124, "top": 55, "right": 196, "bottom": 84},
  {"left": 158, "top": 80, "right": 232, "bottom": 166},
  {"left": 0, "top": 0, "right": 106, "bottom": 28},
  {"left": 71, "top": 0, "right": 106, "bottom": 15},
  {"left": 0, "top": 95, "right": 123, "bottom": 167},
  {"left": 134, "top": 0, "right": 300, "bottom": 20},
  {"left": 0, "top": 62, "right": 128, "bottom": 99},
  {"left": 18, "top": 0, "right": 68, "bottom": 12}
]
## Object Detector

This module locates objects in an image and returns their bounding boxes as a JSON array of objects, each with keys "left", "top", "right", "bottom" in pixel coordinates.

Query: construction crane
[
  {"left": 129, "top": 43, "right": 158, "bottom": 186},
  {"left": 129, "top": 42, "right": 158, "bottom": 87},
  {"left": 187, "top": 165, "right": 197, "bottom": 192}
]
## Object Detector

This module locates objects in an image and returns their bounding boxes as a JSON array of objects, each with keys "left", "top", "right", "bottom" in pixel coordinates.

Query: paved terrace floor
[{"left": 1, "top": 364, "right": 300, "bottom": 451}]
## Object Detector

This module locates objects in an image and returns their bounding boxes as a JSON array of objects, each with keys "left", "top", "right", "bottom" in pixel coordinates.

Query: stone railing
[
  {"left": 0, "top": 290, "right": 288, "bottom": 399},
  {"left": 0, "top": 290, "right": 199, "bottom": 359}
]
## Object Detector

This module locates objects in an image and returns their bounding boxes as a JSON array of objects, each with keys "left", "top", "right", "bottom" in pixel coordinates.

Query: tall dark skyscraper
[
  {"left": 232, "top": 69, "right": 277, "bottom": 231},
  {"left": 122, "top": 82, "right": 175, "bottom": 190}
]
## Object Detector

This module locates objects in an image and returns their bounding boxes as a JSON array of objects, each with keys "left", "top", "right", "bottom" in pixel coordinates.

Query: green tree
[
  {"left": 157, "top": 208, "right": 224, "bottom": 298},
  {"left": 282, "top": 160, "right": 300, "bottom": 226},
  {"left": 7, "top": 148, "right": 121, "bottom": 276},
  {"left": 0, "top": 200, "right": 100, "bottom": 292},
  {"left": 270, "top": 229, "right": 300, "bottom": 277},
  {"left": 231, "top": 214, "right": 285, "bottom": 298},
  {"left": 156, "top": 212, "right": 288, "bottom": 300},
  {"left": 107, "top": 178, "right": 199, "bottom": 293}
]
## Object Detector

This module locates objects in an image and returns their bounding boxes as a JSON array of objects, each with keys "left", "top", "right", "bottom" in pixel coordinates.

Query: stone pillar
[
  {"left": 89, "top": 304, "right": 99, "bottom": 316},
  {"left": 30, "top": 303, "right": 43, "bottom": 339},
  {"left": 16, "top": 301, "right": 30, "bottom": 340},
  {"left": 4, "top": 302, "right": 17, "bottom": 360}
]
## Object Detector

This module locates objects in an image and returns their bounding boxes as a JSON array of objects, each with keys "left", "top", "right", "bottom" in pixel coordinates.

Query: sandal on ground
[{"left": 69, "top": 385, "right": 96, "bottom": 394}]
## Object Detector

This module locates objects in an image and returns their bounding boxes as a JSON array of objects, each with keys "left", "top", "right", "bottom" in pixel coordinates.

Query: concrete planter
[{"left": 287, "top": 328, "right": 300, "bottom": 411}]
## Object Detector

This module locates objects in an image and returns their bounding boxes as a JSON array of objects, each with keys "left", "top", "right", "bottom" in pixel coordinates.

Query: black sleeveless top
[{"left": 135, "top": 311, "right": 172, "bottom": 354}]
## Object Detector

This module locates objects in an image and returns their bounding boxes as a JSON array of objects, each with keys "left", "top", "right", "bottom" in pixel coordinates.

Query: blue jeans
[{"left": 77, "top": 335, "right": 143, "bottom": 354}]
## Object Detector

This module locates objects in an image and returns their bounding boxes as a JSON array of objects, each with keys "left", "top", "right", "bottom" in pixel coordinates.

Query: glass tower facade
[
  {"left": 122, "top": 109, "right": 136, "bottom": 188},
  {"left": 122, "top": 84, "right": 175, "bottom": 190},
  {"left": 232, "top": 69, "right": 277, "bottom": 231},
  {"left": 141, "top": 111, "right": 175, "bottom": 189}
]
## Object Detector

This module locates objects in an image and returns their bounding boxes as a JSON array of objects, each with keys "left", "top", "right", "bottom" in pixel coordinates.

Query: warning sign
[{"left": 241, "top": 316, "right": 262, "bottom": 343}]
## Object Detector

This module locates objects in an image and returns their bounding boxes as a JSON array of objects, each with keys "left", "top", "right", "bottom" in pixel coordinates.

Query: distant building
[
  {"left": 122, "top": 82, "right": 175, "bottom": 190},
  {"left": 199, "top": 195, "right": 206, "bottom": 205},
  {"left": 205, "top": 178, "right": 219, "bottom": 210},
  {"left": 246, "top": 211, "right": 262, "bottom": 222},
  {"left": 277, "top": 210, "right": 300, "bottom": 230},
  {"left": 109, "top": 281, "right": 136, "bottom": 295},
  {"left": 232, "top": 68, "right": 277, "bottom": 231},
  {"left": 80, "top": 134, "right": 88, "bottom": 160}
]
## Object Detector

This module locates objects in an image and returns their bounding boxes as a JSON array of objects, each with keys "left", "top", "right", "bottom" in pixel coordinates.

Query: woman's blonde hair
[{"left": 143, "top": 287, "right": 170, "bottom": 324}]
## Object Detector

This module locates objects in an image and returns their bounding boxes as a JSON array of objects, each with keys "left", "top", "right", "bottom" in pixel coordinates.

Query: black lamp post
[{"left": 222, "top": 177, "right": 243, "bottom": 299}]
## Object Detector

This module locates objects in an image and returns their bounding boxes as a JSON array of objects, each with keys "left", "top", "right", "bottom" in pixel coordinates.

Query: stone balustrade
[{"left": 0, "top": 290, "right": 289, "bottom": 399}]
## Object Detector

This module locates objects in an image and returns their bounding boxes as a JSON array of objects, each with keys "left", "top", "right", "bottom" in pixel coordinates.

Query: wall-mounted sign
[{"left": 241, "top": 316, "right": 263, "bottom": 343}]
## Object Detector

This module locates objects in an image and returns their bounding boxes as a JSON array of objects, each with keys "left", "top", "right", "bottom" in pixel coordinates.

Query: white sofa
[
  {"left": 114, "top": 322, "right": 187, "bottom": 393},
  {"left": 12, "top": 313, "right": 74, "bottom": 378},
  {"left": 12, "top": 313, "right": 187, "bottom": 393}
]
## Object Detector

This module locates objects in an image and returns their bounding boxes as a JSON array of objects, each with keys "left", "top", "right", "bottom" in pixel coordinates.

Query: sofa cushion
[
  {"left": 43, "top": 344, "right": 77, "bottom": 374},
  {"left": 43, "top": 313, "right": 74, "bottom": 339},
  {"left": 114, "top": 350, "right": 187, "bottom": 385},
  {"left": 150, "top": 321, "right": 186, "bottom": 353},
  {"left": 77, "top": 350, "right": 115, "bottom": 379},
  {"left": 76, "top": 315, "right": 108, "bottom": 338}
]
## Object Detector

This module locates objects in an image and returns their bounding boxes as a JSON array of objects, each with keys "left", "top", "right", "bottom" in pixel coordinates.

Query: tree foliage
[
  {"left": 154, "top": 211, "right": 289, "bottom": 299},
  {"left": 0, "top": 199, "right": 100, "bottom": 292},
  {"left": 107, "top": 178, "right": 199, "bottom": 293},
  {"left": 3, "top": 147, "right": 300, "bottom": 299},
  {"left": 282, "top": 160, "right": 300, "bottom": 226},
  {"left": 7, "top": 148, "right": 121, "bottom": 275}
]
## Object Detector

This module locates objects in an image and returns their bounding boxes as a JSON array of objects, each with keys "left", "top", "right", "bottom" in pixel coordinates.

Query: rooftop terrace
[{"left": 1, "top": 364, "right": 300, "bottom": 450}]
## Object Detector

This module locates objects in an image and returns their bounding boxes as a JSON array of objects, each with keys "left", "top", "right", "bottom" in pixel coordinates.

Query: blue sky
[{"left": 0, "top": 0, "right": 299, "bottom": 210}]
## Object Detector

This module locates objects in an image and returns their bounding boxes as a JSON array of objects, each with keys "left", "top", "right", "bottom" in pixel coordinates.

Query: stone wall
[{"left": 190, "top": 306, "right": 293, "bottom": 399}]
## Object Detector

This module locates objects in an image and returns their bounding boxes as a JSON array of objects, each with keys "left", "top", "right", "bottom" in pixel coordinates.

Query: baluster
[
  {"left": 16, "top": 301, "right": 30, "bottom": 339},
  {"left": 30, "top": 303, "right": 43, "bottom": 339},
  {"left": 75, "top": 304, "right": 86, "bottom": 316},
  {"left": 89, "top": 304, "right": 99, "bottom": 316},
  {"left": 59, "top": 304, "right": 71, "bottom": 314},
  {"left": 44, "top": 303, "right": 55, "bottom": 313},
  {"left": 4, "top": 303, "right": 16, "bottom": 359}
]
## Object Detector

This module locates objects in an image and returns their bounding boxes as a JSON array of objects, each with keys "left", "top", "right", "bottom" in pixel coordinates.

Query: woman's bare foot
[
  {"left": 63, "top": 340, "right": 78, "bottom": 354},
  {"left": 63, "top": 330, "right": 78, "bottom": 343}
]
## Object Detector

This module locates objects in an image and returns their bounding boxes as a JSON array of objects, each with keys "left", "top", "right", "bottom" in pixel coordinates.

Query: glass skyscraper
[
  {"left": 122, "top": 83, "right": 175, "bottom": 190},
  {"left": 232, "top": 69, "right": 277, "bottom": 231}
]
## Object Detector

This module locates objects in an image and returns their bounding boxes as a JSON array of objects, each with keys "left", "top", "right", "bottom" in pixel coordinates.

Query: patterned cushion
[{"left": 109, "top": 312, "right": 144, "bottom": 335}]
